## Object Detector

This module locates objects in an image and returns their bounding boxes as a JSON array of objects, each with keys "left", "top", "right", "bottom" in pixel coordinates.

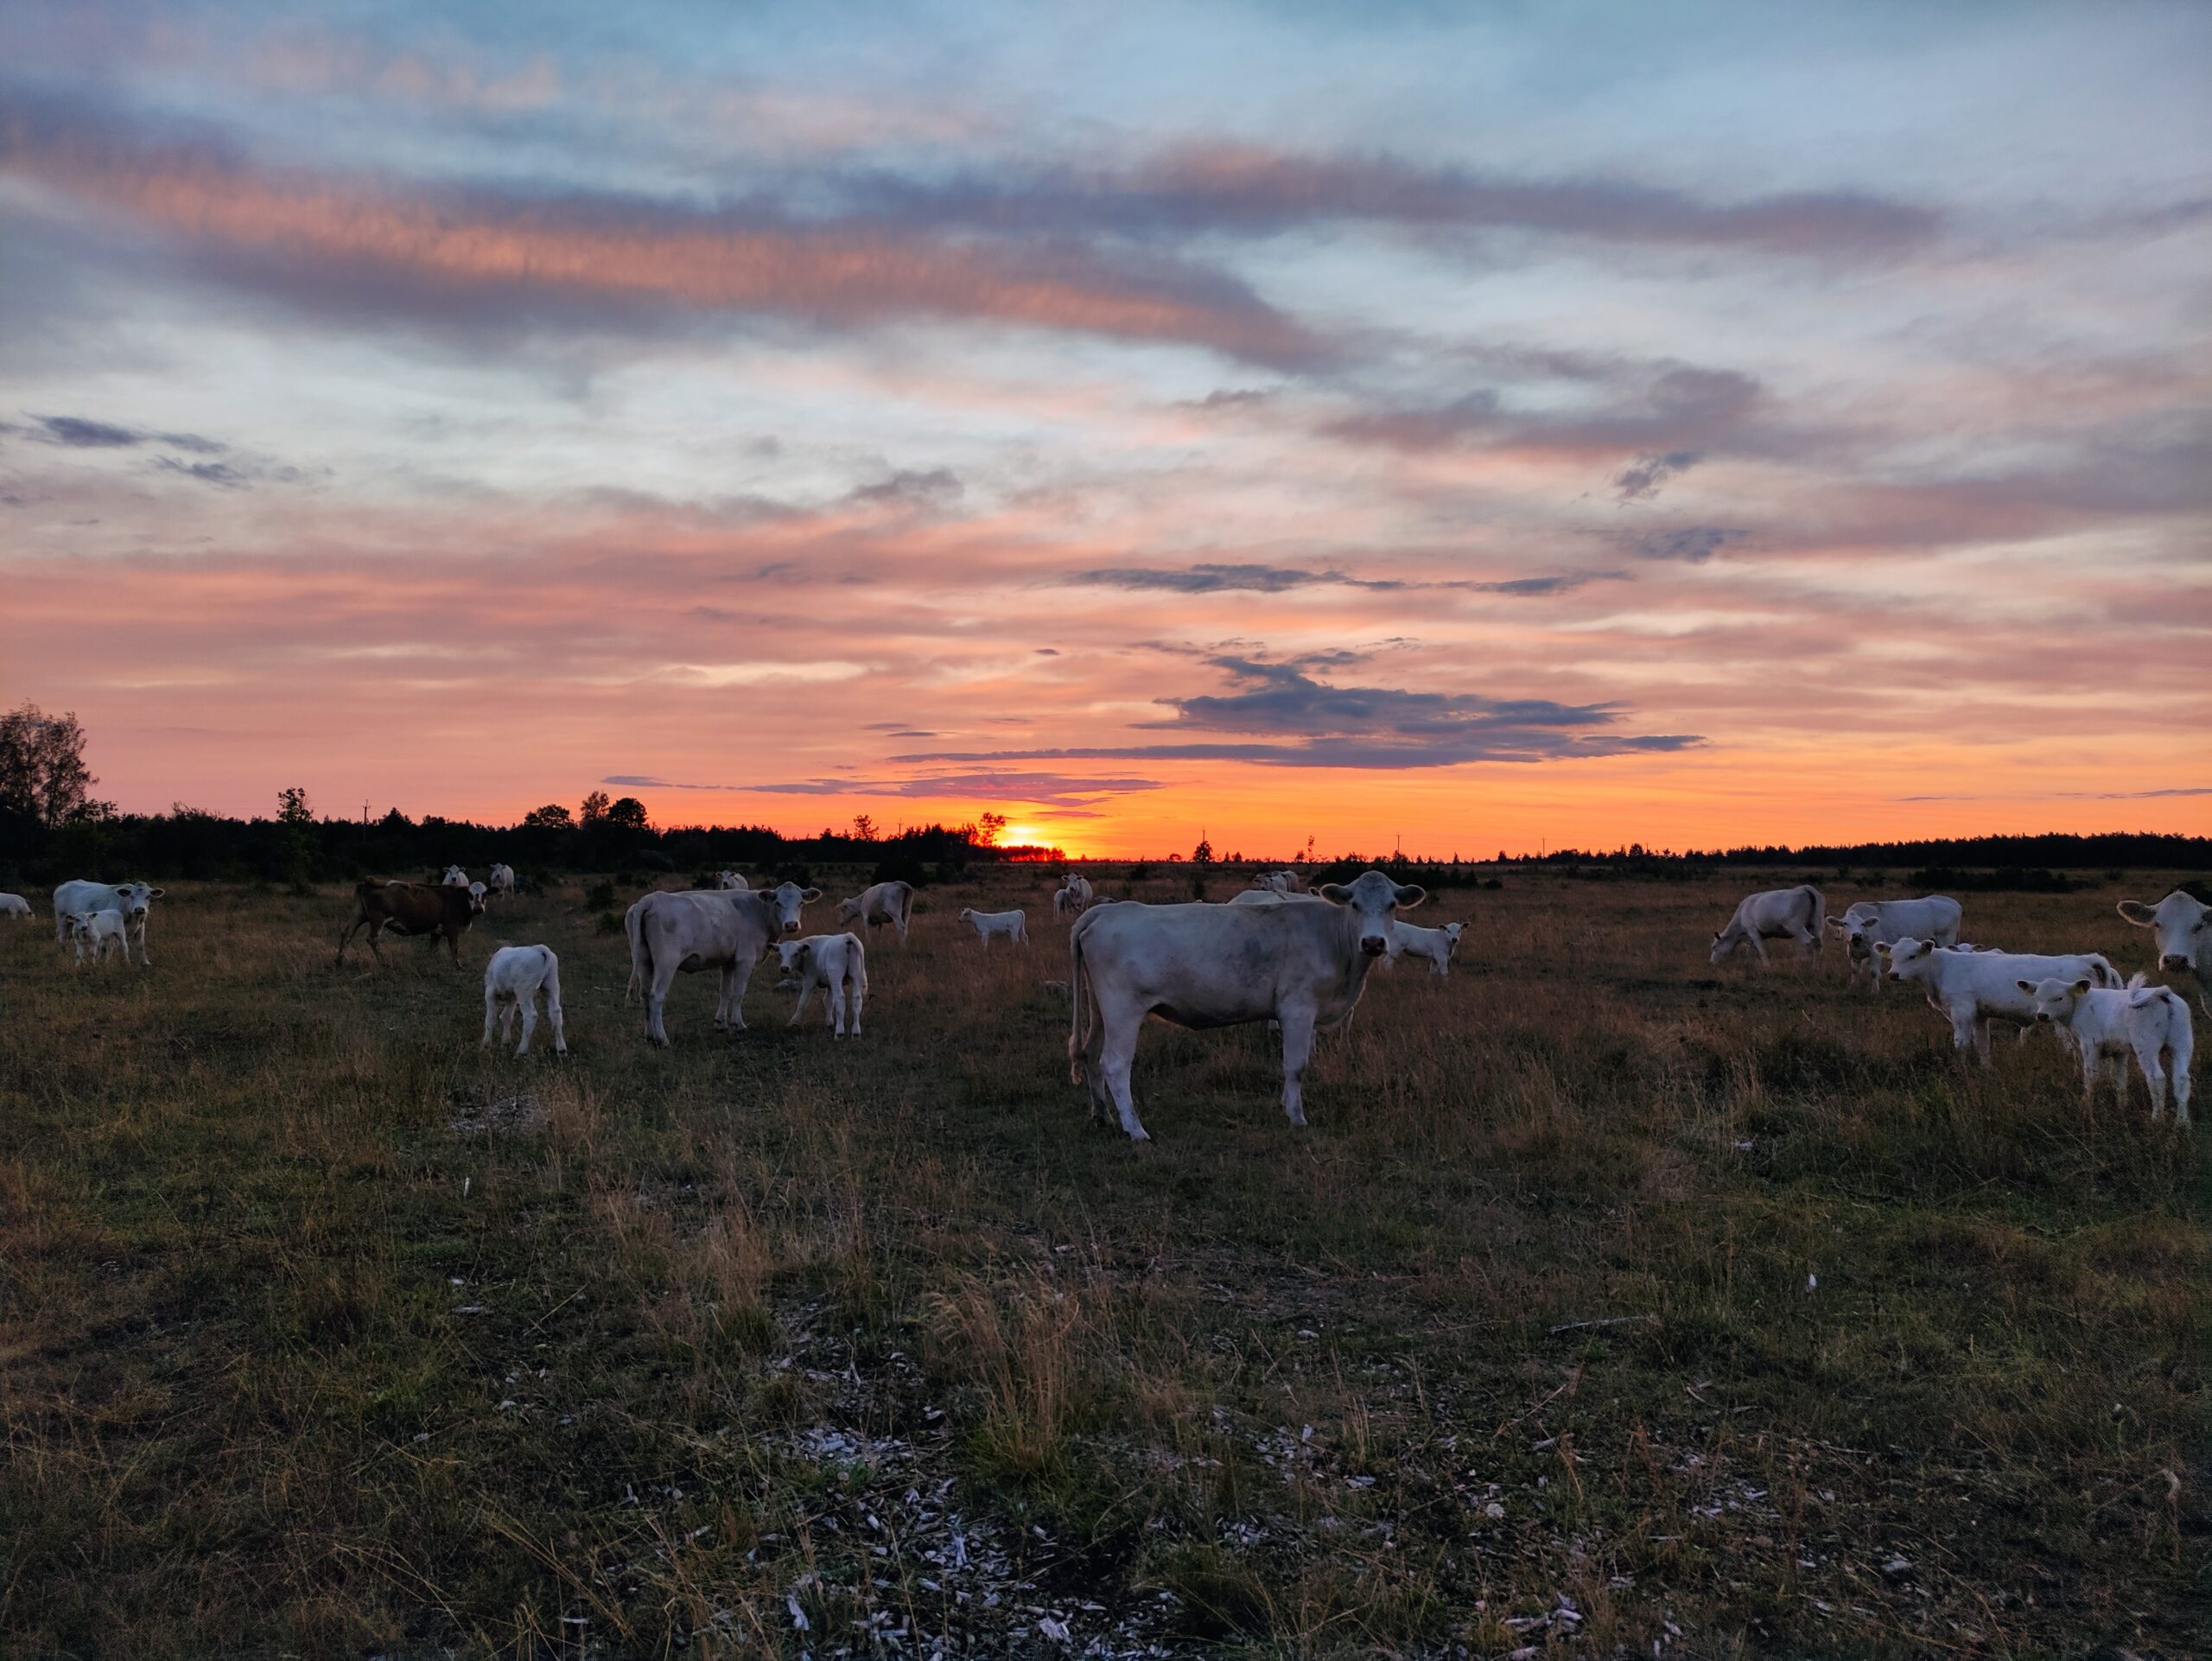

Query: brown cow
[{"left": 338, "top": 880, "right": 485, "bottom": 967}]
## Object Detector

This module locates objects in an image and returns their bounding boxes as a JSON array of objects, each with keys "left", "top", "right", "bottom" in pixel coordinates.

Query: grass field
[{"left": 2, "top": 870, "right": 2205, "bottom": 1658}]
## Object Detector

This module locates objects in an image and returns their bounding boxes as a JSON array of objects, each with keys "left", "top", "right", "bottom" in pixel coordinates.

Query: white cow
[
  {"left": 1710, "top": 886, "right": 1827, "bottom": 965},
  {"left": 1251, "top": 869, "right": 1307, "bottom": 895},
  {"left": 2118, "top": 892, "right": 2209, "bottom": 1010},
  {"left": 1225, "top": 888, "right": 1288, "bottom": 907},
  {"left": 2022, "top": 973, "right": 2192, "bottom": 1124},
  {"left": 486, "top": 862, "right": 517, "bottom": 898},
  {"left": 467, "top": 880, "right": 487, "bottom": 907},
  {"left": 67, "top": 907, "right": 130, "bottom": 966},
  {"left": 482, "top": 945, "right": 567, "bottom": 1056},
  {"left": 775, "top": 932, "right": 868, "bottom": 1036},
  {"left": 716, "top": 870, "right": 750, "bottom": 891},
  {"left": 1062, "top": 873, "right": 1094, "bottom": 910},
  {"left": 1877, "top": 936, "right": 2120, "bottom": 1065},
  {"left": 626, "top": 881, "right": 820, "bottom": 1045},
  {"left": 0, "top": 892, "right": 30, "bottom": 919},
  {"left": 1384, "top": 918, "right": 1465, "bottom": 976},
  {"left": 836, "top": 880, "right": 915, "bottom": 944},
  {"left": 1827, "top": 895, "right": 1964, "bottom": 991},
  {"left": 52, "top": 880, "right": 164, "bottom": 966},
  {"left": 960, "top": 907, "right": 1029, "bottom": 947},
  {"left": 1052, "top": 886, "right": 1079, "bottom": 920},
  {"left": 1068, "top": 869, "right": 1425, "bottom": 1141},
  {"left": 442, "top": 865, "right": 468, "bottom": 887}
]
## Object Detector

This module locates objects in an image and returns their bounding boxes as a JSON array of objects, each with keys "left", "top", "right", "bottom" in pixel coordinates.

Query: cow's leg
[
  {"left": 724, "top": 956, "right": 756, "bottom": 1032},
  {"left": 337, "top": 911, "right": 365, "bottom": 966},
  {"left": 132, "top": 915, "right": 151, "bottom": 968},
  {"left": 543, "top": 975, "right": 567, "bottom": 1055},
  {"left": 446, "top": 926, "right": 464, "bottom": 969},
  {"left": 1087, "top": 992, "right": 1148, "bottom": 1141},
  {"left": 516, "top": 995, "right": 538, "bottom": 1056},
  {"left": 482, "top": 985, "right": 499, "bottom": 1047},
  {"left": 2135, "top": 1038, "right": 2166, "bottom": 1119},
  {"left": 847, "top": 972, "right": 863, "bottom": 1036},
  {"left": 645, "top": 958, "right": 678, "bottom": 1047},
  {"left": 1973, "top": 1015, "right": 1994, "bottom": 1067},
  {"left": 1278, "top": 1007, "right": 1318, "bottom": 1127},
  {"left": 827, "top": 978, "right": 846, "bottom": 1036},
  {"left": 1748, "top": 932, "right": 1770, "bottom": 966},
  {"left": 2167, "top": 1045, "right": 2191, "bottom": 1125}
]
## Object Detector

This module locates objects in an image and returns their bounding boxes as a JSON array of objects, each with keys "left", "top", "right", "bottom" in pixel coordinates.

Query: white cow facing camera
[{"left": 482, "top": 944, "right": 567, "bottom": 1055}]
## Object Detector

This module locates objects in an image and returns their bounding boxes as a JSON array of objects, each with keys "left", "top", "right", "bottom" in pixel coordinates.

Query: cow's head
[
  {"left": 1874, "top": 936, "right": 1935, "bottom": 983},
  {"left": 1319, "top": 869, "right": 1425, "bottom": 956},
  {"left": 2018, "top": 976, "right": 2092, "bottom": 1024},
  {"left": 775, "top": 938, "right": 813, "bottom": 978},
  {"left": 1441, "top": 921, "right": 1466, "bottom": 955},
  {"left": 466, "top": 888, "right": 487, "bottom": 915},
  {"left": 836, "top": 894, "right": 865, "bottom": 925},
  {"left": 442, "top": 865, "right": 467, "bottom": 886},
  {"left": 759, "top": 881, "right": 820, "bottom": 936},
  {"left": 113, "top": 881, "right": 162, "bottom": 922},
  {"left": 2118, "top": 892, "right": 2208, "bottom": 974}
]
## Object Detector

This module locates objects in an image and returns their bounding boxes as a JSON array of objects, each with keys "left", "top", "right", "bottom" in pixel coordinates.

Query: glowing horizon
[{"left": 2, "top": 3, "right": 2205, "bottom": 857}]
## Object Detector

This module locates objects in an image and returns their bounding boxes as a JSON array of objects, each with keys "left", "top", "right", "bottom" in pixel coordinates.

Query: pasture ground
[{"left": 1, "top": 871, "right": 2205, "bottom": 1658}]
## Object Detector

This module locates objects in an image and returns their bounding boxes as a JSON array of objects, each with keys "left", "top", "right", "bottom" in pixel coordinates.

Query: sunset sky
[{"left": 3, "top": 3, "right": 2206, "bottom": 856}]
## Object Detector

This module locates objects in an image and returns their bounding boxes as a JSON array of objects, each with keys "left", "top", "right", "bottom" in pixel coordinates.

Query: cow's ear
[
  {"left": 802, "top": 888, "right": 823, "bottom": 902},
  {"left": 147, "top": 888, "right": 166, "bottom": 898},
  {"left": 2015, "top": 979, "right": 2036, "bottom": 994},
  {"left": 1317, "top": 883, "right": 1350, "bottom": 904},
  {"left": 1823, "top": 917, "right": 1846, "bottom": 932},
  {"left": 1393, "top": 883, "right": 1426, "bottom": 910},
  {"left": 1872, "top": 941, "right": 1891, "bottom": 957},
  {"left": 2116, "top": 901, "right": 2158, "bottom": 925},
  {"left": 2071, "top": 977, "right": 2092, "bottom": 995}
]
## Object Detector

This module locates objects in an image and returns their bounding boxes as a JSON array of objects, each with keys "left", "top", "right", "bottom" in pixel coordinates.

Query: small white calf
[
  {"left": 775, "top": 932, "right": 868, "bottom": 1036},
  {"left": 2023, "top": 973, "right": 2192, "bottom": 1124},
  {"left": 716, "top": 870, "right": 750, "bottom": 891},
  {"left": 0, "top": 892, "right": 30, "bottom": 919},
  {"left": 482, "top": 945, "right": 567, "bottom": 1055},
  {"left": 1052, "top": 886, "right": 1078, "bottom": 920},
  {"left": 486, "top": 863, "right": 516, "bottom": 897},
  {"left": 1878, "top": 937, "right": 2120, "bottom": 1065},
  {"left": 68, "top": 907, "right": 129, "bottom": 966},
  {"left": 1827, "top": 895, "right": 1962, "bottom": 991},
  {"left": 442, "top": 865, "right": 468, "bottom": 887},
  {"left": 960, "top": 907, "right": 1029, "bottom": 947},
  {"left": 1711, "top": 886, "right": 1826, "bottom": 964},
  {"left": 1385, "top": 918, "right": 1465, "bottom": 976},
  {"left": 1250, "top": 869, "right": 1307, "bottom": 894}
]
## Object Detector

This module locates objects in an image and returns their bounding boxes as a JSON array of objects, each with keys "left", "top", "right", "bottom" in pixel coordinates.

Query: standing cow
[
  {"left": 2119, "top": 892, "right": 2210, "bottom": 1012},
  {"left": 1710, "top": 886, "right": 1827, "bottom": 965},
  {"left": 836, "top": 880, "right": 916, "bottom": 944},
  {"left": 486, "top": 863, "right": 517, "bottom": 899},
  {"left": 1068, "top": 869, "right": 1424, "bottom": 1141},
  {"left": 52, "top": 880, "right": 164, "bottom": 967},
  {"left": 626, "top": 881, "right": 819, "bottom": 1045},
  {"left": 338, "top": 881, "right": 486, "bottom": 966},
  {"left": 482, "top": 944, "right": 567, "bottom": 1055},
  {"left": 1827, "top": 895, "right": 1963, "bottom": 991}
]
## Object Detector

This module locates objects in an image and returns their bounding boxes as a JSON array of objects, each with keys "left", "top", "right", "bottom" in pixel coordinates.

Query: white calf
[
  {"left": 775, "top": 932, "right": 868, "bottom": 1036},
  {"left": 442, "top": 865, "right": 468, "bottom": 887},
  {"left": 1052, "top": 886, "right": 1077, "bottom": 920},
  {"left": 486, "top": 863, "right": 516, "bottom": 898},
  {"left": 481, "top": 944, "right": 567, "bottom": 1055},
  {"left": 68, "top": 908, "right": 129, "bottom": 966},
  {"left": 2023, "top": 973, "right": 2193, "bottom": 1124},
  {"left": 1385, "top": 918, "right": 1465, "bottom": 976},
  {"left": 960, "top": 907, "right": 1029, "bottom": 947},
  {"left": 1710, "top": 886, "right": 1826, "bottom": 964},
  {"left": 716, "top": 870, "right": 750, "bottom": 891},
  {"left": 0, "top": 892, "right": 30, "bottom": 919}
]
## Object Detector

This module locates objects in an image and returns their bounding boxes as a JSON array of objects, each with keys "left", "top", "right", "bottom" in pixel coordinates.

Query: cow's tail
[
  {"left": 2088, "top": 953, "right": 2120, "bottom": 990},
  {"left": 1067, "top": 913, "right": 1092, "bottom": 1085},
  {"left": 625, "top": 903, "right": 648, "bottom": 1003},
  {"left": 1807, "top": 886, "right": 1827, "bottom": 951},
  {"left": 898, "top": 881, "right": 915, "bottom": 934}
]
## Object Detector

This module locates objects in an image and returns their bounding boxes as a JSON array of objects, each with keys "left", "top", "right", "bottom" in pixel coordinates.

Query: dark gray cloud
[
  {"left": 1069, "top": 563, "right": 1624, "bottom": 596},
  {"left": 22, "top": 413, "right": 226, "bottom": 452},
  {"left": 845, "top": 467, "right": 963, "bottom": 508},
  {"left": 893, "top": 654, "right": 1700, "bottom": 768},
  {"left": 1612, "top": 449, "right": 1700, "bottom": 503},
  {"left": 753, "top": 770, "right": 1165, "bottom": 806},
  {"left": 1618, "top": 525, "right": 1747, "bottom": 563},
  {"left": 839, "top": 148, "right": 1942, "bottom": 258},
  {"left": 1329, "top": 366, "right": 1763, "bottom": 457}
]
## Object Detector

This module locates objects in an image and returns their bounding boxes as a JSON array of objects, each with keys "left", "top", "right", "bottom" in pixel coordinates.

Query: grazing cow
[
  {"left": 626, "top": 881, "right": 820, "bottom": 1045},
  {"left": 2022, "top": 972, "right": 2193, "bottom": 1124},
  {"left": 1068, "top": 869, "right": 1425, "bottom": 1141},
  {"left": 1052, "top": 886, "right": 1077, "bottom": 920},
  {"left": 0, "top": 893, "right": 30, "bottom": 919},
  {"left": 486, "top": 863, "right": 517, "bottom": 898},
  {"left": 959, "top": 907, "right": 1029, "bottom": 947},
  {"left": 1877, "top": 936, "right": 2120, "bottom": 1064},
  {"left": 1251, "top": 869, "right": 1307, "bottom": 895},
  {"left": 1710, "top": 886, "right": 1827, "bottom": 965},
  {"left": 1384, "top": 918, "right": 1465, "bottom": 976},
  {"left": 67, "top": 908, "right": 129, "bottom": 966},
  {"left": 716, "top": 870, "right": 750, "bottom": 891},
  {"left": 338, "top": 880, "right": 486, "bottom": 967},
  {"left": 442, "top": 865, "right": 468, "bottom": 887},
  {"left": 1827, "top": 895, "right": 1964, "bottom": 991},
  {"left": 774, "top": 932, "right": 868, "bottom": 1036},
  {"left": 482, "top": 945, "right": 567, "bottom": 1055},
  {"left": 52, "top": 880, "right": 164, "bottom": 966},
  {"left": 2118, "top": 892, "right": 2210, "bottom": 1009},
  {"left": 836, "top": 880, "right": 916, "bottom": 944}
]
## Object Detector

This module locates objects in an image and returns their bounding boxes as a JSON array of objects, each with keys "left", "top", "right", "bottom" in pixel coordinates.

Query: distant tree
[
  {"left": 0, "top": 702, "right": 101, "bottom": 826},
  {"left": 523, "top": 803, "right": 573, "bottom": 829},
  {"left": 1192, "top": 835, "right": 1214, "bottom": 866},
  {"left": 379, "top": 807, "right": 412, "bottom": 830},
  {"left": 580, "top": 790, "right": 611, "bottom": 825},
  {"left": 277, "top": 786, "right": 314, "bottom": 825},
  {"left": 851, "top": 812, "right": 877, "bottom": 843},
  {"left": 605, "top": 797, "right": 651, "bottom": 831},
  {"left": 976, "top": 811, "right": 1008, "bottom": 849}
]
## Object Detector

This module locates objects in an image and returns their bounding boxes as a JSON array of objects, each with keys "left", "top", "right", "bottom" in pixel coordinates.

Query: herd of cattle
[{"left": 4, "top": 869, "right": 2202, "bottom": 1139}]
